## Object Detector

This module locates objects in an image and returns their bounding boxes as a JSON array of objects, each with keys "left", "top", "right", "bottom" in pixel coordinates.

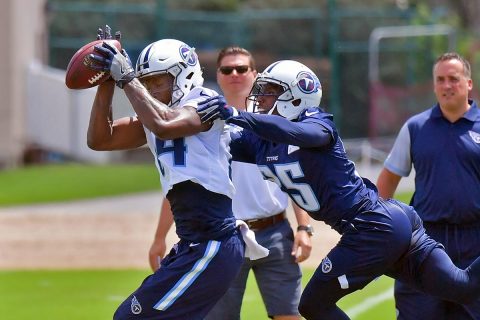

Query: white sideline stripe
[
  {"left": 106, "top": 295, "right": 124, "bottom": 302},
  {"left": 345, "top": 287, "right": 394, "bottom": 319}
]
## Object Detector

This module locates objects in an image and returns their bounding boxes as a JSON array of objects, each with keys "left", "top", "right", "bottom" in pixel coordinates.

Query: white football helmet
[
  {"left": 135, "top": 39, "right": 204, "bottom": 107},
  {"left": 248, "top": 60, "right": 322, "bottom": 120}
]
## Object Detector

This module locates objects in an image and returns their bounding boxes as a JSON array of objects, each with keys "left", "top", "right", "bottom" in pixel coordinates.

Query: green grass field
[
  {"left": 0, "top": 164, "right": 411, "bottom": 319},
  {"left": 0, "top": 269, "right": 395, "bottom": 320},
  {"left": 0, "top": 163, "right": 160, "bottom": 206}
]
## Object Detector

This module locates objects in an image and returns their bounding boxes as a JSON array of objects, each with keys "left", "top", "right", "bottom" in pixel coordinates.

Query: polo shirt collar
[
  {"left": 464, "top": 100, "right": 480, "bottom": 121},
  {"left": 432, "top": 99, "right": 480, "bottom": 121}
]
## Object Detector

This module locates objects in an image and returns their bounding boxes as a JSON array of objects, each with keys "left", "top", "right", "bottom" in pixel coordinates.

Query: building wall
[
  {"left": 0, "top": 0, "right": 46, "bottom": 168},
  {"left": 0, "top": 1, "right": 12, "bottom": 167}
]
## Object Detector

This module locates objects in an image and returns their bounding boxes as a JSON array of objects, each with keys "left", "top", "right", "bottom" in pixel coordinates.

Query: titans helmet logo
[
  {"left": 131, "top": 295, "right": 142, "bottom": 315},
  {"left": 179, "top": 45, "right": 198, "bottom": 66},
  {"left": 321, "top": 256, "right": 332, "bottom": 273},
  {"left": 297, "top": 71, "right": 320, "bottom": 94},
  {"left": 469, "top": 130, "right": 480, "bottom": 143}
]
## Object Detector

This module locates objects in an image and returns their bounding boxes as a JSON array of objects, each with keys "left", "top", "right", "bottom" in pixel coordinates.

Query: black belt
[{"left": 243, "top": 211, "right": 286, "bottom": 231}]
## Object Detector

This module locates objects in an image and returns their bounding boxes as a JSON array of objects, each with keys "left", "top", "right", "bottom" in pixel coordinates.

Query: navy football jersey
[{"left": 229, "top": 107, "right": 378, "bottom": 231}]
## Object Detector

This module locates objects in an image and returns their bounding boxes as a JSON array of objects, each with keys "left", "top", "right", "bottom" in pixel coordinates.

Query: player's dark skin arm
[
  {"left": 123, "top": 79, "right": 212, "bottom": 140},
  {"left": 87, "top": 80, "right": 146, "bottom": 151},
  {"left": 88, "top": 79, "right": 212, "bottom": 151}
]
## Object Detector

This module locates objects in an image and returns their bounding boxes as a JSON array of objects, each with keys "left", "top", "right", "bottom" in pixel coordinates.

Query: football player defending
[
  {"left": 196, "top": 60, "right": 480, "bottom": 320},
  {"left": 87, "top": 28, "right": 258, "bottom": 320}
]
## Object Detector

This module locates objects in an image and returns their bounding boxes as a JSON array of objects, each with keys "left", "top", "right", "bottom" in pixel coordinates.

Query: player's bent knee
[
  {"left": 298, "top": 289, "right": 328, "bottom": 319},
  {"left": 113, "top": 305, "right": 131, "bottom": 320},
  {"left": 299, "top": 281, "right": 318, "bottom": 316},
  {"left": 299, "top": 277, "right": 350, "bottom": 319},
  {"left": 112, "top": 311, "right": 124, "bottom": 320},
  {"left": 299, "top": 297, "right": 344, "bottom": 320},
  {"left": 298, "top": 297, "right": 316, "bottom": 319}
]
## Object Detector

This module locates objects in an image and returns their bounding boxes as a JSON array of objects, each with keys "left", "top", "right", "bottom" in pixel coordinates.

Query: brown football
[{"left": 65, "top": 39, "right": 122, "bottom": 89}]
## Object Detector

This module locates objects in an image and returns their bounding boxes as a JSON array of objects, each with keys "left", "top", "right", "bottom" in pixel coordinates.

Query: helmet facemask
[
  {"left": 248, "top": 78, "right": 290, "bottom": 116},
  {"left": 167, "top": 63, "right": 187, "bottom": 108}
]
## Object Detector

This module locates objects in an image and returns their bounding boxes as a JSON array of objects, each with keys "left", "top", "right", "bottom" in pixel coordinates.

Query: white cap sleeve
[{"left": 384, "top": 122, "right": 412, "bottom": 177}]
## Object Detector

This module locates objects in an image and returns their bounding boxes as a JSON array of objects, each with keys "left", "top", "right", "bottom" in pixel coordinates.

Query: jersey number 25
[{"left": 258, "top": 162, "right": 320, "bottom": 212}]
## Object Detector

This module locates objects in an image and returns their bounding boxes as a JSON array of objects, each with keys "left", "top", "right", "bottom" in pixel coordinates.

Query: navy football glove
[
  {"left": 90, "top": 42, "right": 135, "bottom": 89},
  {"left": 96, "top": 24, "right": 121, "bottom": 41},
  {"left": 197, "top": 95, "right": 237, "bottom": 123}
]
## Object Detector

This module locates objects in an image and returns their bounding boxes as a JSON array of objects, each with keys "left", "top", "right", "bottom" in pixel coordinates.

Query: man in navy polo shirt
[{"left": 377, "top": 52, "right": 480, "bottom": 319}]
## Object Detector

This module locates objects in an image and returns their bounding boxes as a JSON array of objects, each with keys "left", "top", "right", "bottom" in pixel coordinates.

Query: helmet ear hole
[{"left": 292, "top": 99, "right": 301, "bottom": 106}]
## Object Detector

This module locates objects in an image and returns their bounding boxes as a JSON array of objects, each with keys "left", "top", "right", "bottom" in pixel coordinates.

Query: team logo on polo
[
  {"left": 469, "top": 130, "right": 480, "bottom": 143},
  {"left": 321, "top": 256, "right": 332, "bottom": 273},
  {"left": 297, "top": 71, "right": 320, "bottom": 94},
  {"left": 179, "top": 45, "right": 198, "bottom": 66},
  {"left": 131, "top": 295, "right": 142, "bottom": 315}
]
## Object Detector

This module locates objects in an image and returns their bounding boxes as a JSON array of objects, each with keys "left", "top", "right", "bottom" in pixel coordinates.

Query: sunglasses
[{"left": 218, "top": 65, "right": 250, "bottom": 75}]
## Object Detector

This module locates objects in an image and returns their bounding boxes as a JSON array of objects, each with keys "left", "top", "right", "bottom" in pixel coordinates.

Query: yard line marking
[
  {"left": 107, "top": 295, "right": 125, "bottom": 301},
  {"left": 345, "top": 287, "right": 394, "bottom": 319}
]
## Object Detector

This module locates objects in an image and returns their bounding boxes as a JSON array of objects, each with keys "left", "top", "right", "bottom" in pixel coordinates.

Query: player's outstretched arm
[
  {"left": 230, "top": 112, "right": 332, "bottom": 148},
  {"left": 197, "top": 95, "right": 331, "bottom": 148}
]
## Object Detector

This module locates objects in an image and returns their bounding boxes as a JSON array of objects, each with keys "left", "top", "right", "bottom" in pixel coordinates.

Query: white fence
[
  {"left": 343, "top": 138, "right": 415, "bottom": 193},
  {"left": 26, "top": 61, "right": 135, "bottom": 163}
]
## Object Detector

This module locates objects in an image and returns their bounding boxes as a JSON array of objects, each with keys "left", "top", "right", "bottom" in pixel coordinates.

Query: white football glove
[{"left": 90, "top": 42, "right": 135, "bottom": 89}]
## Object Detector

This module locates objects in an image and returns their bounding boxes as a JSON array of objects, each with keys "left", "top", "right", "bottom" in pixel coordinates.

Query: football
[{"left": 65, "top": 39, "right": 122, "bottom": 89}]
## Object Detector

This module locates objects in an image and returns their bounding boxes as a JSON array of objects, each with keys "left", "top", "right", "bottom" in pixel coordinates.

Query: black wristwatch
[{"left": 297, "top": 224, "right": 314, "bottom": 236}]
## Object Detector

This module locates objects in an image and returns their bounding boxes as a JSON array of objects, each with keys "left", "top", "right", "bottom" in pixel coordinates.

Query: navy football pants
[
  {"left": 298, "top": 199, "right": 480, "bottom": 320},
  {"left": 113, "top": 232, "right": 244, "bottom": 320},
  {"left": 395, "top": 221, "right": 480, "bottom": 320}
]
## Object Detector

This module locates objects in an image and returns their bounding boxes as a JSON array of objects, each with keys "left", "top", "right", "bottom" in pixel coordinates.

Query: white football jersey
[
  {"left": 143, "top": 87, "right": 235, "bottom": 199},
  {"left": 229, "top": 102, "right": 288, "bottom": 219},
  {"left": 231, "top": 160, "right": 288, "bottom": 220}
]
